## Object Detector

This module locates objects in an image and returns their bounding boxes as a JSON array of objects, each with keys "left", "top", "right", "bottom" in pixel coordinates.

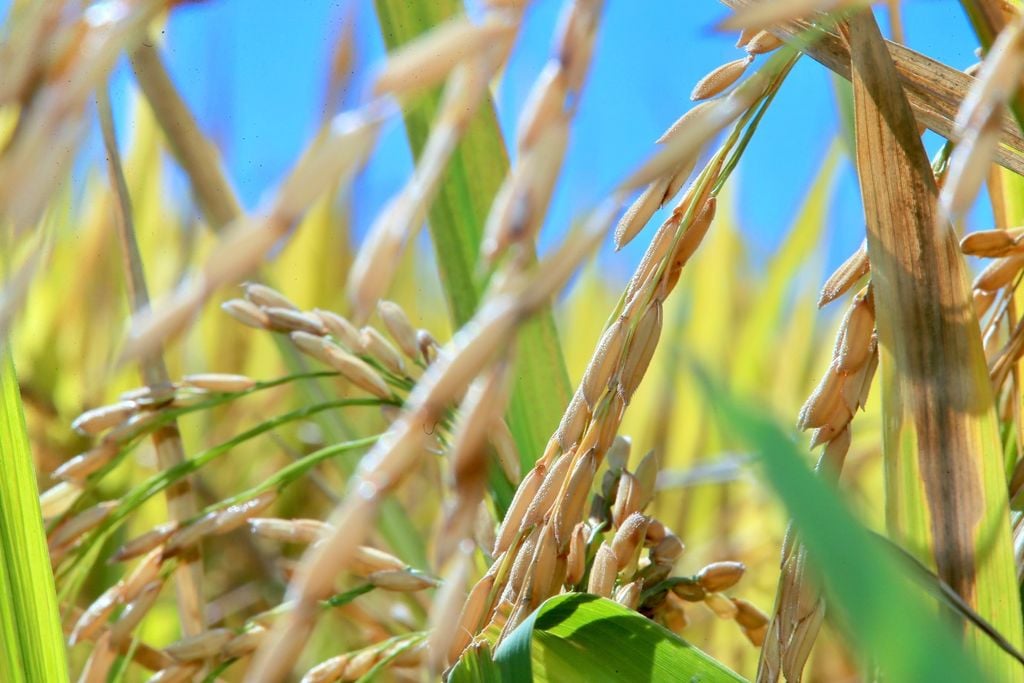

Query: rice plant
[{"left": 3, "top": 0, "right": 1024, "bottom": 681}]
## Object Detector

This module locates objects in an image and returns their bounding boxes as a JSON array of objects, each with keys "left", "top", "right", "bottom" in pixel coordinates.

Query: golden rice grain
[
  {"left": 526, "top": 523, "right": 559, "bottom": 605},
  {"left": 289, "top": 330, "right": 333, "bottom": 364},
  {"left": 587, "top": 543, "right": 617, "bottom": 598},
  {"left": 556, "top": 389, "right": 590, "bottom": 450},
  {"left": 960, "top": 229, "right": 1021, "bottom": 257},
  {"left": 796, "top": 365, "right": 843, "bottom": 430},
  {"left": 52, "top": 444, "right": 117, "bottom": 481},
  {"left": 835, "top": 289, "right": 875, "bottom": 372},
  {"left": 181, "top": 372, "right": 255, "bottom": 393},
  {"left": 618, "top": 300, "right": 663, "bottom": 403},
  {"left": 611, "top": 512, "right": 649, "bottom": 571},
  {"left": 111, "top": 522, "right": 179, "bottom": 562},
  {"left": 300, "top": 654, "right": 348, "bottom": 683},
  {"left": 507, "top": 526, "right": 541, "bottom": 598},
  {"left": 614, "top": 580, "right": 642, "bottom": 610},
  {"left": 69, "top": 584, "right": 122, "bottom": 646},
  {"left": 321, "top": 341, "right": 392, "bottom": 399},
  {"left": 665, "top": 197, "right": 717, "bottom": 291},
  {"left": 745, "top": 30, "right": 783, "bottom": 55},
  {"left": 109, "top": 580, "right": 164, "bottom": 644},
  {"left": 39, "top": 481, "right": 82, "bottom": 519},
  {"left": 448, "top": 570, "right": 494, "bottom": 663},
  {"left": 249, "top": 517, "right": 331, "bottom": 545},
  {"left": 120, "top": 548, "right": 163, "bottom": 604},
  {"left": 263, "top": 307, "right": 328, "bottom": 336},
  {"left": 735, "top": 27, "right": 759, "bottom": 49},
  {"left": 552, "top": 448, "right": 598, "bottom": 549},
  {"left": 690, "top": 56, "right": 753, "bottom": 101},
  {"left": 611, "top": 471, "right": 643, "bottom": 528},
  {"left": 314, "top": 308, "right": 363, "bottom": 351},
  {"left": 521, "top": 453, "right": 574, "bottom": 530},
  {"left": 450, "top": 362, "right": 511, "bottom": 486},
  {"left": 974, "top": 254, "right": 1024, "bottom": 291},
  {"left": 243, "top": 282, "right": 298, "bottom": 310},
  {"left": 605, "top": 435, "right": 632, "bottom": 472},
  {"left": 221, "top": 298, "right": 271, "bottom": 329},
  {"left": 671, "top": 578, "right": 707, "bottom": 602},
  {"left": 490, "top": 418, "right": 522, "bottom": 484},
  {"left": 819, "top": 240, "right": 869, "bottom": 307},
  {"left": 614, "top": 177, "right": 671, "bottom": 251},
  {"left": 633, "top": 449, "right": 659, "bottom": 510},
  {"left": 377, "top": 300, "right": 421, "bottom": 360},
  {"left": 697, "top": 561, "right": 746, "bottom": 592},
  {"left": 704, "top": 592, "right": 739, "bottom": 619},
  {"left": 361, "top": 326, "right": 407, "bottom": 375},
  {"left": 417, "top": 329, "right": 440, "bottom": 364},
  {"left": 652, "top": 534, "right": 685, "bottom": 565},
  {"left": 495, "top": 463, "right": 546, "bottom": 554},
  {"left": 733, "top": 597, "right": 770, "bottom": 630},
  {"left": 565, "top": 523, "right": 588, "bottom": 586},
  {"left": 49, "top": 501, "right": 117, "bottom": 550},
  {"left": 580, "top": 319, "right": 627, "bottom": 410},
  {"left": 71, "top": 400, "right": 137, "bottom": 436},
  {"left": 211, "top": 490, "right": 278, "bottom": 534}
]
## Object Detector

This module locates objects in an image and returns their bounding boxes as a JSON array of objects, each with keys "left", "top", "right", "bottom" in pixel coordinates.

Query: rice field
[{"left": 3, "top": 0, "right": 1024, "bottom": 681}]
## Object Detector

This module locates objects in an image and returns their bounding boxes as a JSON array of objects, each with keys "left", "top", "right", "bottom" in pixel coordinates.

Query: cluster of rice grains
[
  {"left": 454, "top": 436, "right": 769, "bottom": 659},
  {"left": 48, "top": 286, "right": 454, "bottom": 682},
  {"left": 50, "top": 1, "right": 808, "bottom": 680}
]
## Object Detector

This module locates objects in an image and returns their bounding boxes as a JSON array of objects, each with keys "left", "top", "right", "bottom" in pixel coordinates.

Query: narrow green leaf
[
  {"left": 0, "top": 344, "right": 69, "bottom": 683},
  {"left": 373, "top": 1, "right": 574, "bottom": 488},
  {"left": 849, "top": 10, "right": 1024, "bottom": 675},
  {"left": 700, "top": 373, "right": 991, "bottom": 682},
  {"left": 491, "top": 593, "right": 746, "bottom": 682}
]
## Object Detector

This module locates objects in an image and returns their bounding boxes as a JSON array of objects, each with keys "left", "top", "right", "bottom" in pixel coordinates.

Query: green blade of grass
[
  {"left": 373, "top": 1, "right": 574, "bottom": 488},
  {"left": 849, "top": 9, "right": 1024, "bottom": 676},
  {"left": 0, "top": 344, "right": 69, "bottom": 683}
]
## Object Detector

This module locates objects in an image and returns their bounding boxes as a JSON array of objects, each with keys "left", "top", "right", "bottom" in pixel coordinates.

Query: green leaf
[
  {"left": 372, "top": 1, "right": 574, "bottom": 498},
  {"left": 489, "top": 593, "right": 746, "bottom": 682},
  {"left": 0, "top": 344, "right": 69, "bottom": 683},
  {"left": 699, "top": 372, "right": 992, "bottom": 682}
]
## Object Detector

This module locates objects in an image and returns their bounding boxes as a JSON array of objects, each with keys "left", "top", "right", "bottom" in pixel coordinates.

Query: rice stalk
[
  {"left": 850, "top": 10, "right": 1024, "bottom": 676},
  {"left": 96, "top": 86, "right": 206, "bottom": 637},
  {"left": 129, "top": 38, "right": 242, "bottom": 231}
]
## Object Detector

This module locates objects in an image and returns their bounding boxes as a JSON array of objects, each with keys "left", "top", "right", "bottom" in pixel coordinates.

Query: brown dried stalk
[{"left": 96, "top": 88, "right": 206, "bottom": 637}]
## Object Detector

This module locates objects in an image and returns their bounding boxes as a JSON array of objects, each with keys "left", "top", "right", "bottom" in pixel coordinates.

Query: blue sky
[{"left": 8, "top": 0, "right": 992, "bottom": 277}]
